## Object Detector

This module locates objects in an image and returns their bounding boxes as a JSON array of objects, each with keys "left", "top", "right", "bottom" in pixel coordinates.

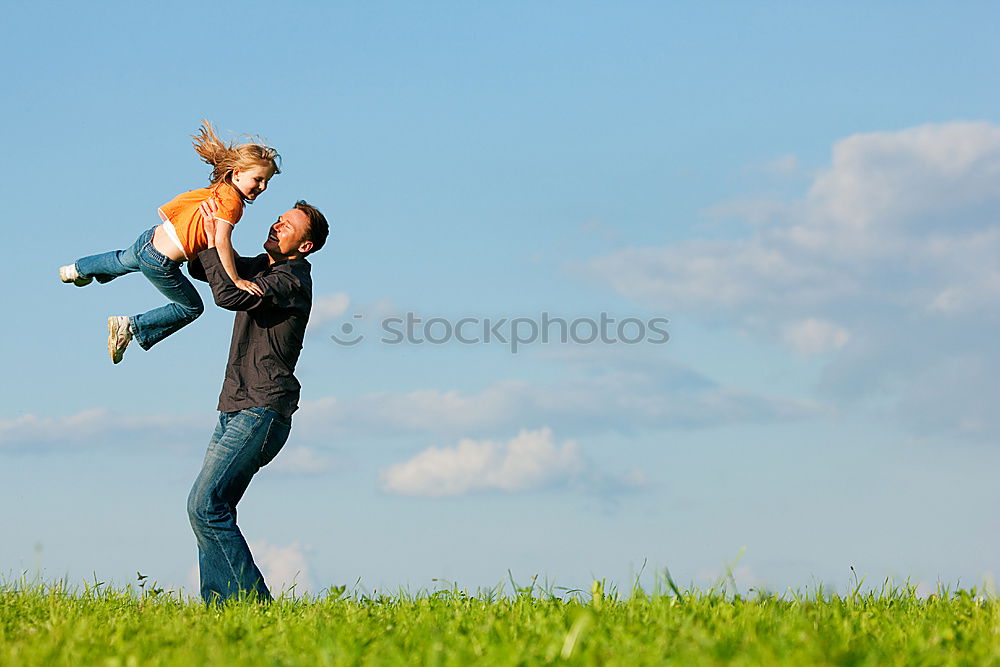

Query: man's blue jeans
[
  {"left": 187, "top": 407, "right": 291, "bottom": 604},
  {"left": 74, "top": 226, "right": 204, "bottom": 350}
]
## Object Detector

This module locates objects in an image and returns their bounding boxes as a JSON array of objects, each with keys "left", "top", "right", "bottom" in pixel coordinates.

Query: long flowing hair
[{"left": 191, "top": 120, "right": 281, "bottom": 186}]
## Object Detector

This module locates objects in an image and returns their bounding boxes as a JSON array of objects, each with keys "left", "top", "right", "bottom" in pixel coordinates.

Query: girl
[{"left": 59, "top": 121, "right": 280, "bottom": 364}]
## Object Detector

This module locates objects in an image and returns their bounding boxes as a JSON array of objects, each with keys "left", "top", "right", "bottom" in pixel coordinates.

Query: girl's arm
[{"left": 211, "top": 213, "right": 264, "bottom": 296}]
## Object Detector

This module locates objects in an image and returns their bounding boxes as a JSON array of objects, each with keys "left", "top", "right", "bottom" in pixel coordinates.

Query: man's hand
[
  {"left": 199, "top": 199, "right": 218, "bottom": 248},
  {"left": 234, "top": 278, "right": 264, "bottom": 296}
]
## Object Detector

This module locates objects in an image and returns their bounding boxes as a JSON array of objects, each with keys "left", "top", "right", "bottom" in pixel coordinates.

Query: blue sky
[{"left": 3, "top": 1, "right": 1000, "bottom": 596}]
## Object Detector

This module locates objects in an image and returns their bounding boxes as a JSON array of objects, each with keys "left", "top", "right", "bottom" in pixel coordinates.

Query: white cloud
[
  {"left": 186, "top": 541, "right": 313, "bottom": 597},
  {"left": 0, "top": 408, "right": 204, "bottom": 449},
  {"left": 578, "top": 218, "right": 621, "bottom": 242},
  {"left": 0, "top": 410, "right": 342, "bottom": 467},
  {"left": 761, "top": 153, "right": 801, "bottom": 176},
  {"left": 250, "top": 541, "right": 313, "bottom": 594},
  {"left": 6, "top": 346, "right": 823, "bottom": 452},
  {"left": 804, "top": 122, "right": 1000, "bottom": 236},
  {"left": 186, "top": 564, "right": 200, "bottom": 596},
  {"left": 381, "top": 427, "right": 584, "bottom": 497},
  {"left": 294, "top": 353, "right": 824, "bottom": 441},
  {"left": 706, "top": 197, "right": 792, "bottom": 227},
  {"left": 587, "top": 122, "right": 1000, "bottom": 320},
  {"left": 269, "top": 446, "right": 335, "bottom": 475},
  {"left": 583, "top": 121, "right": 1000, "bottom": 439},
  {"left": 307, "top": 292, "right": 351, "bottom": 331},
  {"left": 782, "top": 318, "right": 850, "bottom": 357}
]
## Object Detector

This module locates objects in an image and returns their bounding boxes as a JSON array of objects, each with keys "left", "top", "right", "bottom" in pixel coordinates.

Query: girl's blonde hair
[{"left": 192, "top": 120, "right": 281, "bottom": 185}]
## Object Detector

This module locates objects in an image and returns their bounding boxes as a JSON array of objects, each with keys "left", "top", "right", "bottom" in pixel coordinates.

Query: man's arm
[
  {"left": 190, "top": 251, "right": 257, "bottom": 283},
  {"left": 198, "top": 248, "right": 302, "bottom": 312},
  {"left": 188, "top": 255, "right": 209, "bottom": 283}
]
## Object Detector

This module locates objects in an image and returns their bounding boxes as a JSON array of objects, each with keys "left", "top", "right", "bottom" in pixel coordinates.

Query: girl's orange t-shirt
[{"left": 157, "top": 182, "right": 245, "bottom": 258}]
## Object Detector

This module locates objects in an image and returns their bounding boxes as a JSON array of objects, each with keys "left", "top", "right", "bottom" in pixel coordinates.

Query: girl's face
[{"left": 231, "top": 164, "right": 275, "bottom": 200}]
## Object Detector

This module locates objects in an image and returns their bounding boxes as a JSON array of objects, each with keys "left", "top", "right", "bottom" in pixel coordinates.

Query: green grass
[{"left": 2, "top": 576, "right": 998, "bottom": 665}]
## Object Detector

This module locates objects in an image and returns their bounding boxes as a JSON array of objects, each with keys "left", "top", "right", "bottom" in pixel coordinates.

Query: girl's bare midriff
[{"left": 152, "top": 224, "right": 188, "bottom": 262}]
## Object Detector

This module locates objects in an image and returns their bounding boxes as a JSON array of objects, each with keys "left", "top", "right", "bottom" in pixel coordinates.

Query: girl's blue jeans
[
  {"left": 187, "top": 407, "right": 292, "bottom": 604},
  {"left": 74, "top": 227, "right": 204, "bottom": 350}
]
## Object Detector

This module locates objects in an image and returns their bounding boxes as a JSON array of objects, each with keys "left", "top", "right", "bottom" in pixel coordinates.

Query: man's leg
[{"left": 187, "top": 408, "right": 292, "bottom": 604}]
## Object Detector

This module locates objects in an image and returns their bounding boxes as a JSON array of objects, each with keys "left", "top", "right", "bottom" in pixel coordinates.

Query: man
[{"left": 186, "top": 199, "right": 329, "bottom": 603}]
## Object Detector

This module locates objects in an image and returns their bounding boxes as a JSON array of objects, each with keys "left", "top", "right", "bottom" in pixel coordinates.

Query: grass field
[{"left": 2, "top": 576, "right": 998, "bottom": 665}]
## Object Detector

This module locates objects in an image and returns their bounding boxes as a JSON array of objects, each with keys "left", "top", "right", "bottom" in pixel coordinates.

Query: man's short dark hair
[{"left": 294, "top": 200, "right": 329, "bottom": 254}]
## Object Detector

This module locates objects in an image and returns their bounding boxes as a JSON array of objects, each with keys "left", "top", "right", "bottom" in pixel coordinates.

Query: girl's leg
[
  {"left": 74, "top": 227, "right": 154, "bottom": 283},
  {"left": 129, "top": 236, "right": 204, "bottom": 350}
]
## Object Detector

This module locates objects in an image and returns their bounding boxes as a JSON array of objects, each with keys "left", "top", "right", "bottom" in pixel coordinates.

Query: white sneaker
[
  {"left": 59, "top": 264, "right": 93, "bottom": 287},
  {"left": 108, "top": 316, "right": 133, "bottom": 364}
]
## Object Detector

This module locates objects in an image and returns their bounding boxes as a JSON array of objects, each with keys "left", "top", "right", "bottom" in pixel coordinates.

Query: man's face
[{"left": 264, "top": 208, "right": 313, "bottom": 260}]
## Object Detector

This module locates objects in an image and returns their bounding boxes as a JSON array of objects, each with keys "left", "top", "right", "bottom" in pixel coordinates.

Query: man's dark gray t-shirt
[{"left": 190, "top": 248, "right": 312, "bottom": 419}]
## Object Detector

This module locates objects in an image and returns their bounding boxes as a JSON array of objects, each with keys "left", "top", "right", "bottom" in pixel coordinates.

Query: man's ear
[{"left": 298, "top": 240, "right": 314, "bottom": 255}]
